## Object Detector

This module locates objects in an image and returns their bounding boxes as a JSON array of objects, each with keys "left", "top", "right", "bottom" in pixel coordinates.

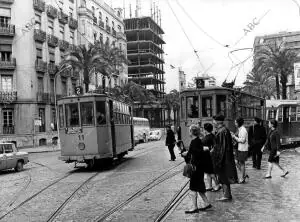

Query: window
[
  {"left": 70, "top": 31, "right": 75, "bottom": 44},
  {"left": 100, "top": 33, "right": 103, "bottom": 42},
  {"left": 0, "top": 145, "right": 3, "bottom": 154},
  {"left": 58, "top": 105, "right": 64, "bottom": 128},
  {"left": 39, "top": 108, "right": 45, "bottom": 132},
  {"left": 48, "top": 19, "right": 54, "bottom": 35},
  {"left": 59, "top": 25, "right": 65, "bottom": 40},
  {"left": 186, "top": 96, "right": 199, "bottom": 118},
  {"left": 112, "top": 21, "right": 114, "bottom": 27},
  {"left": 1, "top": 76, "right": 12, "bottom": 91},
  {"left": 35, "top": 13, "right": 41, "bottom": 29},
  {"left": 69, "top": 7, "right": 74, "bottom": 18},
  {"left": 3, "top": 108, "right": 13, "bottom": 127},
  {"left": 92, "top": 6, "right": 95, "bottom": 16},
  {"left": 94, "top": 32, "right": 97, "bottom": 41},
  {"left": 106, "top": 17, "right": 108, "bottom": 24},
  {"left": 49, "top": 48, "right": 55, "bottom": 62},
  {"left": 181, "top": 97, "right": 184, "bottom": 118},
  {"left": 36, "top": 48, "right": 42, "bottom": 59},
  {"left": 37, "top": 77, "right": 44, "bottom": 92},
  {"left": 291, "top": 107, "right": 297, "bottom": 121},
  {"left": 118, "top": 25, "right": 121, "bottom": 32},
  {"left": 52, "top": 108, "right": 57, "bottom": 131},
  {"left": 3, "top": 144, "right": 13, "bottom": 153},
  {"left": 106, "top": 37, "right": 109, "bottom": 45},
  {"left": 268, "top": 109, "right": 277, "bottom": 120},
  {"left": 99, "top": 11, "right": 102, "bottom": 21},
  {"left": 69, "top": 0, "right": 74, "bottom": 3},
  {"left": 66, "top": 103, "right": 79, "bottom": 127},
  {"left": 216, "top": 95, "right": 226, "bottom": 117},
  {"left": 81, "top": 0, "right": 86, "bottom": 7},
  {"left": 62, "top": 79, "right": 67, "bottom": 96},
  {"left": 0, "top": 51, "right": 11, "bottom": 61},
  {"left": 202, "top": 97, "right": 212, "bottom": 117},
  {"left": 0, "top": 16, "right": 10, "bottom": 27},
  {"left": 80, "top": 102, "right": 94, "bottom": 126},
  {"left": 297, "top": 107, "right": 300, "bottom": 121}
]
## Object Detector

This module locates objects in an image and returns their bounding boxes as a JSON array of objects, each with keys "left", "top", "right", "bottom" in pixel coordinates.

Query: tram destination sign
[{"left": 65, "top": 127, "right": 82, "bottom": 134}]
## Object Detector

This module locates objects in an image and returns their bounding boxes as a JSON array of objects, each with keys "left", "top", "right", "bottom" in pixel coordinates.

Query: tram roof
[
  {"left": 266, "top": 100, "right": 300, "bottom": 108},
  {"left": 180, "top": 87, "right": 264, "bottom": 100}
]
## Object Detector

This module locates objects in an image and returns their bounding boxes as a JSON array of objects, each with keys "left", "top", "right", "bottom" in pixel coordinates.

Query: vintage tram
[
  {"left": 179, "top": 86, "right": 266, "bottom": 147},
  {"left": 57, "top": 93, "right": 134, "bottom": 168},
  {"left": 266, "top": 100, "right": 300, "bottom": 147}
]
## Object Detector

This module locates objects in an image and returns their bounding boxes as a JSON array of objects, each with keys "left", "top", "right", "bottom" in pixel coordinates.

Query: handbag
[{"left": 183, "top": 154, "right": 196, "bottom": 178}]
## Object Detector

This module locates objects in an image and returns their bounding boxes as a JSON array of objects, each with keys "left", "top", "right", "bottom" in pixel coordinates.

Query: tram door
[
  {"left": 109, "top": 100, "right": 116, "bottom": 155},
  {"left": 129, "top": 107, "right": 134, "bottom": 148},
  {"left": 282, "top": 106, "right": 290, "bottom": 136}
]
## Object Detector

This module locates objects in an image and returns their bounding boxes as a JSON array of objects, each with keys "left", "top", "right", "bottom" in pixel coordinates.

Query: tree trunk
[
  {"left": 83, "top": 69, "right": 89, "bottom": 93},
  {"left": 84, "top": 83, "right": 89, "bottom": 93},
  {"left": 275, "top": 74, "right": 280, "bottom": 99},
  {"left": 281, "top": 73, "right": 287, "bottom": 100}
]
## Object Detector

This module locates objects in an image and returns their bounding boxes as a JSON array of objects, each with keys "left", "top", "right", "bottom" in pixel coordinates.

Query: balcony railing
[
  {"left": 0, "top": 58, "right": 16, "bottom": 69},
  {"left": 0, "top": 24, "right": 15, "bottom": 36},
  {"left": 34, "top": 29, "right": 46, "bottom": 42},
  {"left": 0, "top": 91, "right": 17, "bottom": 103},
  {"left": 0, "top": 0, "right": 14, "bottom": 4},
  {"left": 3, "top": 126, "right": 14, "bottom": 134},
  {"left": 106, "top": 25, "right": 111, "bottom": 33},
  {"left": 116, "top": 32, "right": 126, "bottom": 41},
  {"left": 99, "top": 20, "right": 104, "bottom": 29},
  {"left": 58, "top": 11, "right": 68, "bottom": 24},
  {"left": 58, "top": 39, "right": 69, "bottom": 51},
  {"left": 48, "top": 63, "right": 57, "bottom": 75},
  {"left": 112, "top": 28, "right": 116, "bottom": 37},
  {"left": 93, "top": 16, "right": 97, "bottom": 25},
  {"left": 37, "top": 92, "right": 50, "bottom": 103},
  {"left": 47, "top": 34, "right": 58, "bottom": 47},
  {"left": 69, "top": 17, "right": 78, "bottom": 29},
  {"left": 46, "top": 5, "right": 58, "bottom": 18},
  {"left": 33, "top": 0, "right": 45, "bottom": 12},
  {"left": 35, "top": 60, "right": 47, "bottom": 73}
]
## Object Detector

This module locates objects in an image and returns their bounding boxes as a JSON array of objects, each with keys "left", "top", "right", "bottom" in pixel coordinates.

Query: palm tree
[
  {"left": 243, "top": 71, "right": 276, "bottom": 99},
  {"left": 253, "top": 42, "right": 297, "bottom": 99},
  {"left": 163, "top": 89, "right": 180, "bottom": 125}
]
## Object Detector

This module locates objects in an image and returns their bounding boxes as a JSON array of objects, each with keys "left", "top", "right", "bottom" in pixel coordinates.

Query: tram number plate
[{"left": 66, "top": 127, "right": 82, "bottom": 134}]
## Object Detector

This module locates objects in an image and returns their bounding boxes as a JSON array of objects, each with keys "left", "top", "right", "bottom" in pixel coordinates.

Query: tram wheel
[{"left": 86, "top": 159, "right": 95, "bottom": 169}]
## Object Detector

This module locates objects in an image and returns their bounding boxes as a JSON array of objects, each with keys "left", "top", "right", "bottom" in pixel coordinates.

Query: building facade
[
  {"left": 0, "top": 0, "right": 127, "bottom": 147},
  {"left": 254, "top": 31, "right": 300, "bottom": 99},
  {"left": 124, "top": 16, "right": 166, "bottom": 128}
]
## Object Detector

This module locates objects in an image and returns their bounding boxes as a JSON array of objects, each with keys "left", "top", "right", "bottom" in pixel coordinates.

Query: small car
[
  {"left": 148, "top": 130, "right": 163, "bottom": 141},
  {"left": 0, "top": 142, "right": 29, "bottom": 172}
]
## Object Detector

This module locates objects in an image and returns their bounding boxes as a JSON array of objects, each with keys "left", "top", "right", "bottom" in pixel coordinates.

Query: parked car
[
  {"left": 148, "top": 130, "right": 163, "bottom": 141},
  {"left": 0, "top": 143, "right": 29, "bottom": 172}
]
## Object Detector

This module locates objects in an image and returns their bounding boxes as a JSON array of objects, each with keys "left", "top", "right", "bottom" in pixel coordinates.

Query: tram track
[{"left": 93, "top": 160, "right": 185, "bottom": 222}]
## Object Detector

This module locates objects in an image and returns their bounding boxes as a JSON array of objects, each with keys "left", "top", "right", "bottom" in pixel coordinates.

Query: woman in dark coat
[
  {"left": 262, "top": 120, "right": 289, "bottom": 179},
  {"left": 181, "top": 124, "right": 212, "bottom": 213},
  {"left": 202, "top": 123, "right": 221, "bottom": 191}
]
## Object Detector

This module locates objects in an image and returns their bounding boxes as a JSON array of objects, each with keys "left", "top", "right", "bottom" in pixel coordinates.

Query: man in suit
[{"left": 165, "top": 125, "right": 176, "bottom": 161}]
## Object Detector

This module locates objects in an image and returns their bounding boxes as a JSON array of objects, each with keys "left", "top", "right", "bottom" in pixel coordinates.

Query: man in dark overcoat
[
  {"left": 165, "top": 125, "right": 176, "bottom": 161},
  {"left": 212, "top": 115, "right": 238, "bottom": 201}
]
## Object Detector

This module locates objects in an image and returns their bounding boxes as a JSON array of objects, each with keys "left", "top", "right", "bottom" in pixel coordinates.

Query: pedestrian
[
  {"left": 181, "top": 124, "right": 212, "bottom": 213},
  {"left": 248, "top": 117, "right": 267, "bottom": 170},
  {"left": 262, "top": 120, "right": 289, "bottom": 179},
  {"left": 231, "top": 117, "right": 249, "bottom": 184},
  {"left": 202, "top": 123, "right": 221, "bottom": 192},
  {"left": 212, "top": 115, "right": 238, "bottom": 201},
  {"left": 165, "top": 125, "right": 176, "bottom": 161}
]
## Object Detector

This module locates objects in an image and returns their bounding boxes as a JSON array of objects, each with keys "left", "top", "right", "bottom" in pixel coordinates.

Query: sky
[{"left": 107, "top": 0, "right": 300, "bottom": 92}]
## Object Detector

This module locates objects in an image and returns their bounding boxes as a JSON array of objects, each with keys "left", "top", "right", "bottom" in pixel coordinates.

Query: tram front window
[
  {"left": 96, "top": 101, "right": 106, "bottom": 125},
  {"left": 202, "top": 97, "right": 212, "bottom": 117},
  {"left": 216, "top": 95, "right": 226, "bottom": 116},
  {"left": 58, "top": 105, "right": 64, "bottom": 128},
  {"left": 66, "top": 103, "right": 79, "bottom": 127},
  {"left": 187, "top": 96, "right": 199, "bottom": 118},
  {"left": 81, "top": 102, "right": 94, "bottom": 126}
]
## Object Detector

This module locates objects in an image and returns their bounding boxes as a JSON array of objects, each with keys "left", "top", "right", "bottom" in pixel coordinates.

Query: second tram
[
  {"left": 57, "top": 93, "right": 134, "bottom": 168},
  {"left": 180, "top": 87, "right": 266, "bottom": 147}
]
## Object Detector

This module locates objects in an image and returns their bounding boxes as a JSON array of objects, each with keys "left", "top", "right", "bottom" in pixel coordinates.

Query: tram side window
[
  {"left": 216, "top": 95, "right": 226, "bottom": 117},
  {"left": 65, "top": 103, "right": 79, "bottom": 127},
  {"left": 291, "top": 107, "right": 296, "bottom": 121},
  {"left": 96, "top": 101, "right": 106, "bottom": 125},
  {"left": 202, "top": 97, "right": 212, "bottom": 117},
  {"left": 58, "top": 105, "right": 64, "bottom": 128},
  {"left": 268, "top": 110, "right": 277, "bottom": 120},
  {"left": 186, "top": 96, "right": 199, "bottom": 118},
  {"left": 278, "top": 108, "right": 283, "bottom": 122},
  {"left": 181, "top": 97, "right": 185, "bottom": 118},
  {"left": 81, "top": 102, "right": 94, "bottom": 126},
  {"left": 297, "top": 107, "right": 300, "bottom": 121}
]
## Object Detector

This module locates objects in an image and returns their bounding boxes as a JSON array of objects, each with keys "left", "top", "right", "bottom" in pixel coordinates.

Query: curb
[{"left": 26, "top": 149, "right": 61, "bottom": 154}]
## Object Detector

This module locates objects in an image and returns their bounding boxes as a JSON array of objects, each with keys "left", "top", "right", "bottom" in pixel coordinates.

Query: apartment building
[{"left": 0, "top": 0, "right": 127, "bottom": 147}]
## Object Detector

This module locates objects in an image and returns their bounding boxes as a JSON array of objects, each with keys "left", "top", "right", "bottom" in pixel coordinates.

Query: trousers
[
  {"left": 222, "top": 184, "right": 232, "bottom": 199},
  {"left": 168, "top": 144, "right": 176, "bottom": 160},
  {"left": 252, "top": 146, "right": 263, "bottom": 168}
]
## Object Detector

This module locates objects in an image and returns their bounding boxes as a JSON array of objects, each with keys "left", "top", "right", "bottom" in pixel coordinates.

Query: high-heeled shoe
[{"left": 239, "top": 175, "right": 249, "bottom": 184}]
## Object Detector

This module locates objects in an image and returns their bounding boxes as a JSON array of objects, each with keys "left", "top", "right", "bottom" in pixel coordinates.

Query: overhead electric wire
[
  {"left": 175, "top": 0, "right": 228, "bottom": 48},
  {"left": 166, "top": 0, "right": 206, "bottom": 72}
]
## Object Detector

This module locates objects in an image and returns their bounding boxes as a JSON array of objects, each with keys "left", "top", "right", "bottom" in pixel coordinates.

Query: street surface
[{"left": 0, "top": 140, "right": 299, "bottom": 222}]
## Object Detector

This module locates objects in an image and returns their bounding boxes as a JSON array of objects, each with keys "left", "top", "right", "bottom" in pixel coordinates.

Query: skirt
[
  {"left": 268, "top": 150, "right": 280, "bottom": 163},
  {"left": 190, "top": 168, "right": 206, "bottom": 193},
  {"left": 236, "top": 150, "right": 248, "bottom": 162}
]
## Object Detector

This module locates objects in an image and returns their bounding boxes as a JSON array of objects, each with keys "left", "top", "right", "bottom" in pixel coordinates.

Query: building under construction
[{"left": 124, "top": 15, "right": 166, "bottom": 127}]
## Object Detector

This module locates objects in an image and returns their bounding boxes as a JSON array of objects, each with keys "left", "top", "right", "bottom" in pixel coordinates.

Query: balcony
[
  {"left": 0, "top": 0, "right": 14, "bottom": 4},
  {"left": 99, "top": 20, "right": 104, "bottom": 29},
  {"left": 112, "top": 28, "right": 116, "bottom": 37},
  {"left": 35, "top": 60, "right": 47, "bottom": 73},
  {"left": 48, "top": 63, "right": 57, "bottom": 75},
  {"left": 34, "top": 29, "right": 46, "bottom": 42},
  {"left": 47, "top": 34, "right": 58, "bottom": 47},
  {"left": 33, "top": 0, "right": 45, "bottom": 12},
  {"left": 58, "top": 39, "right": 69, "bottom": 51},
  {"left": 3, "top": 126, "right": 14, "bottom": 134},
  {"left": 46, "top": 5, "right": 58, "bottom": 19},
  {"left": 0, "top": 24, "right": 15, "bottom": 36},
  {"left": 58, "top": 11, "right": 68, "bottom": 24},
  {"left": 116, "top": 32, "right": 126, "bottom": 41},
  {"left": 93, "top": 16, "right": 97, "bottom": 25},
  {"left": 69, "top": 17, "right": 78, "bottom": 29},
  {"left": 106, "top": 25, "right": 111, "bottom": 33},
  {"left": 0, "top": 91, "right": 17, "bottom": 103},
  {"left": 78, "top": 7, "right": 93, "bottom": 17},
  {"left": 0, "top": 58, "right": 16, "bottom": 70}
]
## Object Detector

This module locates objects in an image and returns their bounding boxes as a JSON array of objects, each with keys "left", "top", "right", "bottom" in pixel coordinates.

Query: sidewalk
[{"left": 20, "top": 145, "right": 60, "bottom": 153}]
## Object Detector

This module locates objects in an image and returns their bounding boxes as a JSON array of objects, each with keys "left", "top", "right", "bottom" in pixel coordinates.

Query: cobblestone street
[{"left": 0, "top": 141, "right": 299, "bottom": 222}]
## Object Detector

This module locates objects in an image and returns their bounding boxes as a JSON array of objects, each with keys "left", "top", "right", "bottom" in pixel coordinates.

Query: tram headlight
[{"left": 78, "top": 142, "right": 85, "bottom": 150}]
